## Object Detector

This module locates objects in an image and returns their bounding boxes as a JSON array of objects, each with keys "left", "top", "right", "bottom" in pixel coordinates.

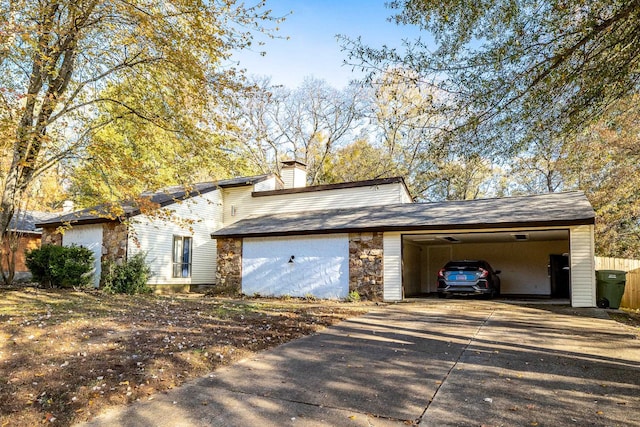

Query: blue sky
[{"left": 231, "top": 0, "right": 428, "bottom": 89}]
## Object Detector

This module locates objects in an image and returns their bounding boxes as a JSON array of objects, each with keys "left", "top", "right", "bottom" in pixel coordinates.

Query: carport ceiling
[{"left": 404, "top": 229, "right": 569, "bottom": 245}]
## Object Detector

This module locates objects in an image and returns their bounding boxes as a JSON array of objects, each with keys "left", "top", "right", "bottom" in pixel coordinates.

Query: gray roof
[
  {"left": 37, "top": 174, "right": 273, "bottom": 227},
  {"left": 9, "top": 211, "right": 57, "bottom": 234},
  {"left": 212, "top": 191, "right": 595, "bottom": 238}
]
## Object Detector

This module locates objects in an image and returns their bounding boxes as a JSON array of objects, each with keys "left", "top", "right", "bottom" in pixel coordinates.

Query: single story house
[{"left": 37, "top": 161, "right": 597, "bottom": 307}]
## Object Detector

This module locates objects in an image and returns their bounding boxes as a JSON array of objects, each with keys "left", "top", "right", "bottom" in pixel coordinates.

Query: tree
[
  {"left": 562, "top": 98, "right": 640, "bottom": 257},
  {"left": 506, "top": 135, "right": 569, "bottom": 195},
  {"left": 227, "top": 77, "right": 369, "bottom": 184},
  {"left": 0, "top": 0, "right": 280, "bottom": 239},
  {"left": 344, "top": 0, "right": 640, "bottom": 153},
  {"left": 67, "top": 80, "right": 258, "bottom": 207},
  {"left": 315, "top": 139, "right": 393, "bottom": 183},
  {"left": 370, "top": 67, "right": 495, "bottom": 200}
]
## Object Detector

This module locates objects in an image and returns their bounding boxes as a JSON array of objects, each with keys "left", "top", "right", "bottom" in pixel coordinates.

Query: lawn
[{"left": 0, "top": 288, "right": 372, "bottom": 426}]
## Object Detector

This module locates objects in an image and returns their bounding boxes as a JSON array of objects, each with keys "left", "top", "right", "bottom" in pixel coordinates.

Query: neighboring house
[
  {"left": 37, "top": 161, "right": 412, "bottom": 291},
  {"left": 2, "top": 211, "right": 56, "bottom": 281},
  {"left": 212, "top": 191, "right": 597, "bottom": 308}
]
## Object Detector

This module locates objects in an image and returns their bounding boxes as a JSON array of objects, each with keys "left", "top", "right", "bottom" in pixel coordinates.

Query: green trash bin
[{"left": 595, "top": 270, "right": 626, "bottom": 309}]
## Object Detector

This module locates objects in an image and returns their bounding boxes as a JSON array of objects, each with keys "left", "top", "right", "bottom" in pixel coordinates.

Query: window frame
[{"left": 172, "top": 235, "right": 193, "bottom": 278}]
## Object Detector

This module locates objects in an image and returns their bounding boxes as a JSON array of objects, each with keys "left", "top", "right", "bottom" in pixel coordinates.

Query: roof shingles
[
  {"left": 37, "top": 174, "right": 273, "bottom": 228},
  {"left": 212, "top": 191, "right": 595, "bottom": 238}
]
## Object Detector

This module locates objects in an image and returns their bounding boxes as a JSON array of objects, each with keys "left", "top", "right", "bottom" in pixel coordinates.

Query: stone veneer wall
[
  {"left": 101, "top": 222, "right": 128, "bottom": 265},
  {"left": 215, "top": 238, "right": 242, "bottom": 295},
  {"left": 349, "top": 232, "right": 384, "bottom": 301},
  {"left": 41, "top": 227, "right": 62, "bottom": 246}
]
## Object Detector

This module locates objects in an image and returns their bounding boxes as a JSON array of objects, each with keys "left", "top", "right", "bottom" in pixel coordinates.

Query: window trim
[{"left": 172, "top": 235, "right": 192, "bottom": 278}]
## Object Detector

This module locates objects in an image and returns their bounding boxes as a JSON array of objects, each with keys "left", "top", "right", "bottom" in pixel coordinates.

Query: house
[
  {"left": 37, "top": 161, "right": 411, "bottom": 291},
  {"left": 2, "top": 211, "right": 55, "bottom": 281},
  {"left": 37, "top": 161, "right": 597, "bottom": 307}
]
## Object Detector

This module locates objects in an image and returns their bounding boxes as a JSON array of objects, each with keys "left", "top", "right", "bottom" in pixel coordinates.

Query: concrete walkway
[{"left": 80, "top": 300, "right": 640, "bottom": 426}]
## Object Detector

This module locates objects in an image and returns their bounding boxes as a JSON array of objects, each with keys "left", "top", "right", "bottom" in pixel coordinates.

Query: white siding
[
  {"left": 128, "top": 190, "right": 222, "bottom": 285},
  {"left": 222, "top": 186, "right": 254, "bottom": 225},
  {"left": 383, "top": 232, "right": 403, "bottom": 301},
  {"left": 252, "top": 184, "right": 406, "bottom": 216},
  {"left": 400, "top": 184, "right": 413, "bottom": 203},
  {"left": 281, "top": 167, "right": 307, "bottom": 189},
  {"left": 570, "top": 225, "right": 596, "bottom": 307},
  {"left": 242, "top": 234, "right": 349, "bottom": 298},
  {"left": 63, "top": 224, "right": 103, "bottom": 288},
  {"left": 222, "top": 182, "right": 408, "bottom": 227},
  {"left": 254, "top": 176, "right": 278, "bottom": 192}
]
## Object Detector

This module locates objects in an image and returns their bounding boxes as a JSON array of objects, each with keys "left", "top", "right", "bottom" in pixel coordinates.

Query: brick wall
[
  {"left": 2, "top": 233, "right": 41, "bottom": 274},
  {"left": 349, "top": 232, "right": 384, "bottom": 301}
]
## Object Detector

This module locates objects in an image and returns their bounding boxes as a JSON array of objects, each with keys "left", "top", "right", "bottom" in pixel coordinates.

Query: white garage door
[
  {"left": 242, "top": 234, "right": 349, "bottom": 299},
  {"left": 63, "top": 225, "right": 103, "bottom": 288}
]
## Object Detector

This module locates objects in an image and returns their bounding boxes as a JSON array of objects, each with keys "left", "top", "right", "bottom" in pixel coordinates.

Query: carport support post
[{"left": 383, "top": 232, "right": 403, "bottom": 301}]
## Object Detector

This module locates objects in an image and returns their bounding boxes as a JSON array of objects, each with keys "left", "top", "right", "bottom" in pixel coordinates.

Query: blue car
[{"left": 437, "top": 260, "right": 501, "bottom": 298}]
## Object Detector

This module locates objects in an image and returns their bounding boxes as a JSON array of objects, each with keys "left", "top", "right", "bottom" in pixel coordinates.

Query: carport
[
  {"left": 381, "top": 192, "right": 597, "bottom": 307},
  {"left": 402, "top": 229, "right": 571, "bottom": 297}
]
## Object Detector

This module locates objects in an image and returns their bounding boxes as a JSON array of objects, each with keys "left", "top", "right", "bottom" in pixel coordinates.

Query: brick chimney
[{"left": 280, "top": 160, "right": 307, "bottom": 189}]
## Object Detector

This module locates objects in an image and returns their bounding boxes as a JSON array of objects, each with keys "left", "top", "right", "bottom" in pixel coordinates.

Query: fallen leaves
[{"left": 0, "top": 289, "right": 370, "bottom": 426}]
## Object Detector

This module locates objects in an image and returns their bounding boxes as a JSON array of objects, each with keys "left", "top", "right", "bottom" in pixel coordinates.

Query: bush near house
[
  {"left": 25, "top": 244, "right": 94, "bottom": 288},
  {"left": 101, "top": 253, "right": 152, "bottom": 294}
]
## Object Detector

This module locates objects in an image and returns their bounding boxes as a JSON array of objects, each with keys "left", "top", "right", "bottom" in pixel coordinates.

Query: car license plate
[{"left": 456, "top": 275, "right": 467, "bottom": 281}]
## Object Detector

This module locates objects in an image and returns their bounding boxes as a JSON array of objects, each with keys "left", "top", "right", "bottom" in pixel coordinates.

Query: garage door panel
[{"left": 243, "top": 235, "right": 349, "bottom": 299}]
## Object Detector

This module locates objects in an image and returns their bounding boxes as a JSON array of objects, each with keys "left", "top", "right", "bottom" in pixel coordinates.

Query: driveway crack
[{"left": 416, "top": 309, "right": 496, "bottom": 424}]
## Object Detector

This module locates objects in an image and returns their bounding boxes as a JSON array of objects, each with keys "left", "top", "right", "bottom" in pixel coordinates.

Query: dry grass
[
  {"left": 609, "top": 308, "right": 640, "bottom": 329},
  {"left": 0, "top": 288, "right": 372, "bottom": 426}
]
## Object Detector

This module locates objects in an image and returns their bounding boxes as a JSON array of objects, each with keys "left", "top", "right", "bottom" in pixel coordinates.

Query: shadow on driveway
[{"left": 79, "top": 301, "right": 640, "bottom": 427}]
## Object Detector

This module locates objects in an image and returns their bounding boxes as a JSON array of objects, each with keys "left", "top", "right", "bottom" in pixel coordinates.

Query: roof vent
[
  {"left": 512, "top": 233, "right": 529, "bottom": 241},
  {"left": 440, "top": 236, "right": 460, "bottom": 243}
]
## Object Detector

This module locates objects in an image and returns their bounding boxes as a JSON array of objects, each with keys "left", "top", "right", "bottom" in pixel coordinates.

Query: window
[{"left": 172, "top": 236, "right": 192, "bottom": 278}]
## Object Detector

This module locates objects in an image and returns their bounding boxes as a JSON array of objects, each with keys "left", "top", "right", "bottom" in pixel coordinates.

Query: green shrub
[
  {"left": 346, "top": 290, "right": 361, "bottom": 303},
  {"left": 101, "top": 253, "right": 152, "bottom": 294},
  {"left": 26, "top": 244, "right": 95, "bottom": 289}
]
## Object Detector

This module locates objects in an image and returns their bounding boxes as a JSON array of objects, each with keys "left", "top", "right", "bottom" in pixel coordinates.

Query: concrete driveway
[{"left": 80, "top": 300, "right": 640, "bottom": 426}]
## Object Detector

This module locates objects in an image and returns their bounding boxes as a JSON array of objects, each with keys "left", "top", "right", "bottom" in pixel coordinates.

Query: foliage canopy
[
  {"left": 345, "top": 0, "right": 640, "bottom": 150},
  {"left": 0, "top": 0, "right": 280, "bottom": 234}
]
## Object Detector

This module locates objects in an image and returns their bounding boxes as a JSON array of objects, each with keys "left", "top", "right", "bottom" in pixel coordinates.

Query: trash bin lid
[{"left": 596, "top": 270, "right": 626, "bottom": 280}]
